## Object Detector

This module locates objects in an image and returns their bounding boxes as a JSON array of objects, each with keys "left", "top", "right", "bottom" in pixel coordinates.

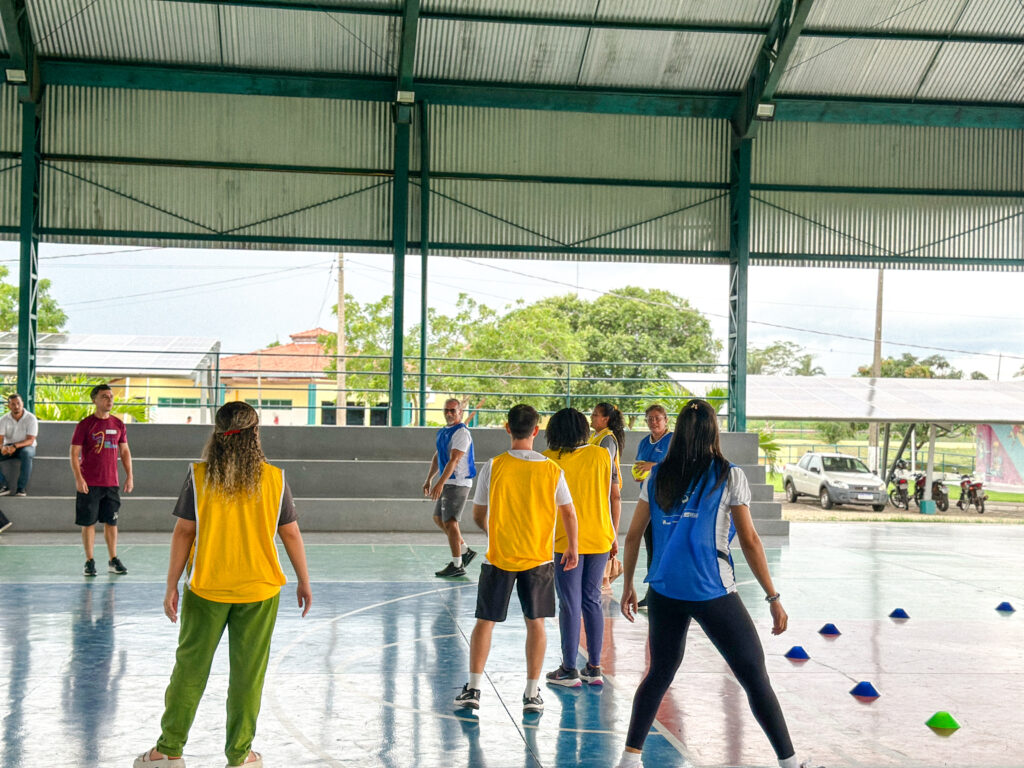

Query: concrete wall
[{"left": 2, "top": 423, "right": 786, "bottom": 536}]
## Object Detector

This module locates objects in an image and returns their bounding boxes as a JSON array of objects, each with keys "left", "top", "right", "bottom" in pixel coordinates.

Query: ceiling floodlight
[
  {"left": 396, "top": 90, "right": 416, "bottom": 104},
  {"left": 5, "top": 69, "right": 27, "bottom": 85},
  {"left": 755, "top": 102, "right": 776, "bottom": 121}
]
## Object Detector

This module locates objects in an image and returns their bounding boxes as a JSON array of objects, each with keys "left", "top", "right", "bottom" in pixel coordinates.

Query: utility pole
[
  {"left": 868, "top": 268, "right": 884, "bottom": 473},
  {"left": 336, "top": 253, "right": 346, "bottom": 423}
]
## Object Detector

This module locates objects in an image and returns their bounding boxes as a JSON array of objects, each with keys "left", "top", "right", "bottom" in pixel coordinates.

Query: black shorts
[
  {"left": 475, "top": 562, "right": 555, "bottom": 622},
  {"left": 75, "top": 487, "right": 121, "bottom": 527}
]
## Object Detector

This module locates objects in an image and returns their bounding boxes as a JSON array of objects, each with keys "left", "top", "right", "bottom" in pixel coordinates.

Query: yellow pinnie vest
[
  {"left": 486, "top": 452, "right": 563, "bottom": 572},
  {"left": 543, "top": 445, "right": 614, "bottom": 555},
  {"left": 589, "top": 427, "right": 623, "bottom": 489},
  {"left": 187, "top": 462, "right": 287, "bottom": 603}
]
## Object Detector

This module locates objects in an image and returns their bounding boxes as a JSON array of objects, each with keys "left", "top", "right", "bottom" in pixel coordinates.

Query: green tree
[
  {"left": 748, "top": 341, "right": 825, "bottom": 376},
  {"left": 0, "top": 265, "right": 68, "bottom": 332},
  {"left": 856, "top": 352, "right": 962, "bottom": 379},
  {"left": 31, "top": 374, "right": 149, "bottom": 422}
]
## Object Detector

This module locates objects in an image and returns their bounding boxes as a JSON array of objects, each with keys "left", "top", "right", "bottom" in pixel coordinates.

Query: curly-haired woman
[{"left": 135, "top": 401, "right": 312, "bottom": 768}]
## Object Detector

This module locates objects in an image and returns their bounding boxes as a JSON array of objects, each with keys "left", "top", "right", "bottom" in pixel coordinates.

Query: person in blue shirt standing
[
  {"left": 631, "top": 404, "right": 672, "bottom": 607},
  {"left": 423, "top": 398, "right": 477, "bottom": 577},
  {"left": 616, "top": 399, "right": 816, "bottom": 768}
]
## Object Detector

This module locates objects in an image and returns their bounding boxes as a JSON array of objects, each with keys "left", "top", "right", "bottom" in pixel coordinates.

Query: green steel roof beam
[
  {"left": 773, "top": 96, "right": 1024, "bottom": 131},
  {"left": 0, "top": 0, "right": 41, "bottom": 102},
  {"left": 733, "top": 0, "right": 814, "bottom": 139},
  {"left": 396, "top": 0, "right": 419, "bottom": 93}
]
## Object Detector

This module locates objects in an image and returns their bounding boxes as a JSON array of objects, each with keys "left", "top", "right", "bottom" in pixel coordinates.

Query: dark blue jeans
[
  {"left": 554, "top": 551, "right": 610, "bottom": 669},
  {"left": 0, "top": 444, "right": 35, "bottom": 491}
]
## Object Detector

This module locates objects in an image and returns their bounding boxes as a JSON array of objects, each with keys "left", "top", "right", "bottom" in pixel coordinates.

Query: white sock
[
  {"left": 460, "top": 542, "right": 469, "bottom": 554},
  {"left": 468, "top": 673, "right": 483, "bottom": 690},
  {"left": 453, "top": 556, "right": 463, "bottom": 567},
  {"left": 616, "top": 750, "right": 642, "bottom": 768},
  {"left": 524, "top": 679, "right": 540, "bottom": 698},
  {"left": 778, "top": 755, "right": 799, "bottom": 768}
]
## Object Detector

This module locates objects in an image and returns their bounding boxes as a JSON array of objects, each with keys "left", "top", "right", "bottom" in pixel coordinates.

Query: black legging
[{"left": 625, "top": 589, "right": 795, "bottom": 760}]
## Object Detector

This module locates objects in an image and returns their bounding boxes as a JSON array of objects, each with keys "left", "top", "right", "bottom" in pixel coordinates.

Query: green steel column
[
  {"left": 418, "top": 101, "right": 429, "bottom": 426},
  {"left": 390, "top": 120, "right": 411, "bottom": 427},
  {"left": 17, "top": 100, "right": 40, "bottom": 409},
  {"left": 728, "top": 136, "right": 751, "bottom": 433}
]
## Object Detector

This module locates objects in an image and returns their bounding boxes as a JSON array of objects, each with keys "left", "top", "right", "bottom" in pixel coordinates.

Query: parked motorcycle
[
  {"left": 913, "top": 472, "right": 949, "bottom": 512},
  {"left": 888, "top": 460, "right": 911, "bottom": 510},
  {"left": 957, "top": 474, "right": 987, "bottom": 514}
]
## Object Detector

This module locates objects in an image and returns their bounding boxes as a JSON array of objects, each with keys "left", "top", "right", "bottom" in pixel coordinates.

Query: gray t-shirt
[{"left": 173, "top": 470, "right": 297, "bottom": 525}]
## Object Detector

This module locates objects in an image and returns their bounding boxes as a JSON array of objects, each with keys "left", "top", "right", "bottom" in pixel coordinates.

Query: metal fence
[{"left": 770, "top": 442, "right": 976, "bottom": 477}]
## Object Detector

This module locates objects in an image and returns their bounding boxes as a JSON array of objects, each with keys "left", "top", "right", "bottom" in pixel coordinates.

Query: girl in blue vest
[{"left": 616, "top": 399, "right": 815, "bottom": 768}]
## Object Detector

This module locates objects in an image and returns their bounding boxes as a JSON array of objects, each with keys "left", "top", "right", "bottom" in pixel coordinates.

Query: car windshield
[{"left": 822, "top": 457, "right": 871, "bottom": 474}]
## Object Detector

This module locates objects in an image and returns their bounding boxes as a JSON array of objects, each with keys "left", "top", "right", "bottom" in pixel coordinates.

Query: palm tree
[{"left": 794, "top": 354, "right": 825, "bottom": 376}]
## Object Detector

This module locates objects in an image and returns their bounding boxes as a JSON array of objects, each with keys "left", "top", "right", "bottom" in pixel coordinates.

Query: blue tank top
[
  {"left": 645, "top": 462, "right": 737, "bottom": 602},
  {"left": 636, "top": 431, "right": 672, "bottom": 464},
  {"left": 436, "top": 423, "right": 476, "bottom": 480}
]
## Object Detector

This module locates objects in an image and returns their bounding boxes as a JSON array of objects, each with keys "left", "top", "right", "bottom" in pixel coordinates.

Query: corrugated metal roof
[
  {"left": 41, "top": 161, "right": 392, "bottom": 243},
  {"left": 416, "top": 18, "right": 586, "bottom": 84},
  {"left": 751, "top": 191, "right": 1024, "bottom": 269},
  {"left": 754, "top": 122, "right": 1024, "bottom": 191},
  {"left": 426, "top": 179, "right": 727, "bottom": 253},
  {"left": 44, "top": 87, "right": 394, "bottom": 169},
  {"left": 0, "top": 19, "right": 8, "bottom": 56},
  {"left": 0, "top": 85, "right": 19, "bottom": 154},
  {"left": 0, "top": 332, "right": 220, "bottom": 377},
  {"left": 427, "top": 106, "right": 728, "bottom": 183},
  {"left": 422, "top": 0, "right": 598, "bottom": 20},
  {"left": 958, "top": 0, "right": 1024, "bottom": 36},
  {"left": 0, "top": 162, "right": 18, "bottom": 233},
  {"left": 578, "top": 29, "right": 761, "bottom": 91},
  {"left": 596, "top": 0, "right": 777, "bottom": 26},
  {"left": 777, "top": 37, "right": 939, "bottom": 98},
  {"left": 918, "top": 43, "right": 1024, "bottom": 103},
  {"left": 29, "top": 0, "right": 398, "bottom": 75},
  {"left": 807, "top": 0, "right": 1024, "bottom": 37}
]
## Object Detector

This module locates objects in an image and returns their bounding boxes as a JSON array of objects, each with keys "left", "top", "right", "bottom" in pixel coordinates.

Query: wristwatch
[{"left": 765, "top": 593, "right": 781, "bottom": 603}]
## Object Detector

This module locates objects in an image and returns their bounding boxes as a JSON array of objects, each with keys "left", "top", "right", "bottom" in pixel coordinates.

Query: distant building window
[
  {"left": 245, "top": 399, "right": 293, "bottom": 409},
  {"left": 158, "top": 398, "right": 201, "bottom": 408}
]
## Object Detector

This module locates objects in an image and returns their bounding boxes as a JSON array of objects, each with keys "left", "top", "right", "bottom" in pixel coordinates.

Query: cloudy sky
[{"left": 2, "top": 242, "right": 1022, "bottom": 380}]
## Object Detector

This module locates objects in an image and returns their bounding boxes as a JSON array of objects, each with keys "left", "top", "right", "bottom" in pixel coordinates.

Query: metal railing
[{"left": 769, "top": 442, "right": 976, "bottom": 477}]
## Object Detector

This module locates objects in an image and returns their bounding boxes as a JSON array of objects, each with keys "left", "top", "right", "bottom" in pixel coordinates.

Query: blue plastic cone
[
  {"left": 996, "top": 602, "right": 1015, "bottom": 613},
  {"left": 818, "top": 623, "right": 841, "bottom": 636},
  {"left": 785, "top": 646, "right": 810, "bottom": 661},
  {"left": 889, "top": 608, "right": 910, "bottom": 619},
  {"left": 850, "top": 681, "right": 880, "bottom": 700}
]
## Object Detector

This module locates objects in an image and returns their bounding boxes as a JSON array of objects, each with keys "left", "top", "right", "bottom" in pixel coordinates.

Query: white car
[{"left": 783, "top": 452, "right": 888, "bottom": 511}]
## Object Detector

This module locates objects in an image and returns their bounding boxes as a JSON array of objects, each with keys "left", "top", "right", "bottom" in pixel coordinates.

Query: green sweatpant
[{"left": 156, "top": 587, "right": 280, "bottom": 765}]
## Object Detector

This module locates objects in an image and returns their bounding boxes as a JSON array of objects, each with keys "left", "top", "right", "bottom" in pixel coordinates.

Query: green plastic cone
[{"left": 926, "top": 712, "right": 960, "bottom": 731}]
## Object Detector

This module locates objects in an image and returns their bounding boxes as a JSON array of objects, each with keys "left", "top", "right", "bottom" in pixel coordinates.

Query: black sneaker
[
  {"left": 84, "top": 558, "right": 97, "bottom": 577},
  {"left": 0, "top": 511, "right": 11, "bottom": 534},
  {"left": 522, "top": 692, "right": 544, "bottom": 714},
  {"left": 461, "top": 547, "right": 477, "bottom": 568},
  {"left": 454, "top": 684, "right": 481, "bottom": 710},
  {"left": 579, "top": 664, "right": 604, "bottom": 686},
  {"left": 0, "top": 485, "right": 10, "bottom": 497},
  {"left": 108, "top": 557, "right": 128, "bottom": 575},
  {"left": 13, "top": 489, "right": 26, "bottom": 497},
  {"left": 435, "top": 561, "right": 466, "bottom": 578},
  {"left": 545, "top": 665, "right": 582, "bottom": 688},
  {"left": 637, "top": 594, "right": 649, "bottom": 609}
]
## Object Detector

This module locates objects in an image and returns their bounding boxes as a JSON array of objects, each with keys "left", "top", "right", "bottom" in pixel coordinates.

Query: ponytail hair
[
  {"left": 594, "top": 402, "right": 625, "bottom": 454},
  {"left": 654, "top": 399, "right": 730, "bottom": 511}
]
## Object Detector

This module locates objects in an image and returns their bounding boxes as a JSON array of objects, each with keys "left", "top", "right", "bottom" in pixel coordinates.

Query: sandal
[
  {"left": 226, "top": 751, "right": 262, "bottom": 768},
  {"left": 134, "top": 750, "right": 185, "bottom": 768}
]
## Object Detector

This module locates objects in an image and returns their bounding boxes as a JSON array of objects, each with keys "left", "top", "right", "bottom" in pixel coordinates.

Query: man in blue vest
[{"left": 423, "top": 398, "right": 477, "bottom": 577}]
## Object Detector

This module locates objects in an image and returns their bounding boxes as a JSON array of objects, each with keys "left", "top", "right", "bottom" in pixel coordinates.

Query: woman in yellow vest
[
  {"left": 544, "top": 408, "right": 621, "bottom": 687},
  {"left": 589, "top": 402, "right": 625, "bottom": 490},
  {"left": 135, "top": 402, "right": 312, "bottom": 768}
]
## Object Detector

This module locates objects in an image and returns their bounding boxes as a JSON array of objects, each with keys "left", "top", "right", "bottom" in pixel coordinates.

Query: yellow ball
[{"left": 631, "top": 464, "right": 650, "bottom": 482}]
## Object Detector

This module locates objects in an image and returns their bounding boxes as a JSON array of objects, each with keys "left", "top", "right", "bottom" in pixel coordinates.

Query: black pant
[{"left": 625, "top": 590, "right": 794, "bottom": 760}]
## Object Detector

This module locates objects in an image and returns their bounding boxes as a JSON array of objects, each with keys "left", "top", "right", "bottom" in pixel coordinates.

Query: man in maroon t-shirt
[{"left": 70, "top": 383, "right": 135, "bottom": 577}]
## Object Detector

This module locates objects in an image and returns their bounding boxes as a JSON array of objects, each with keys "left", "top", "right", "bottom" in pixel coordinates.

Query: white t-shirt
[
  {"left": 443, "top": 426, "right": 474, "bottom": 488},
  {"left": 0, "top": 411, "right": 38, "bottom": 448},
  {"left": 473, "top": 449, "right": 573, "bottom": 507}
]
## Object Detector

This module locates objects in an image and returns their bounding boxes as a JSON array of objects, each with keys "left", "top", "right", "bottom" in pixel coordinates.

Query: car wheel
[
  {"left": 785, "top": 481, "right": 798, "bottom": 503},
  {"left": 819, "top": 487, "right": 833, "bottom": 510},
  {"left": 872, "top": 504, "right": 886, "bottom": 512}
]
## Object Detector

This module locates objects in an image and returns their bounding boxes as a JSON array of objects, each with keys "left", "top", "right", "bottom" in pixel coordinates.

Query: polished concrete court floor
[{"left": 1, "top": 523, "right": 1022, "bottom": 768}]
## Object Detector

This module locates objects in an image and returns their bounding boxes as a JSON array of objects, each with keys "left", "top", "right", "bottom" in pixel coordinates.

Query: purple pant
[{"left": 554, "top": 551, "right": 610, "bottom": 669}]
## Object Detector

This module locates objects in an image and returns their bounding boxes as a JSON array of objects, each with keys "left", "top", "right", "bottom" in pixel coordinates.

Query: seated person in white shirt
[{"left": 0, "top": 393, "right": 38, "bottom": 496}]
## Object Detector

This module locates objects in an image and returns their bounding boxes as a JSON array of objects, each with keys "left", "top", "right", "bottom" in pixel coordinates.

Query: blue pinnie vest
[
  {"left": 436, "top": 423, "right": 476, "bottom": 480},
  {"left": 645, "top": 462, "right": 737, "bottom": 602}
]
